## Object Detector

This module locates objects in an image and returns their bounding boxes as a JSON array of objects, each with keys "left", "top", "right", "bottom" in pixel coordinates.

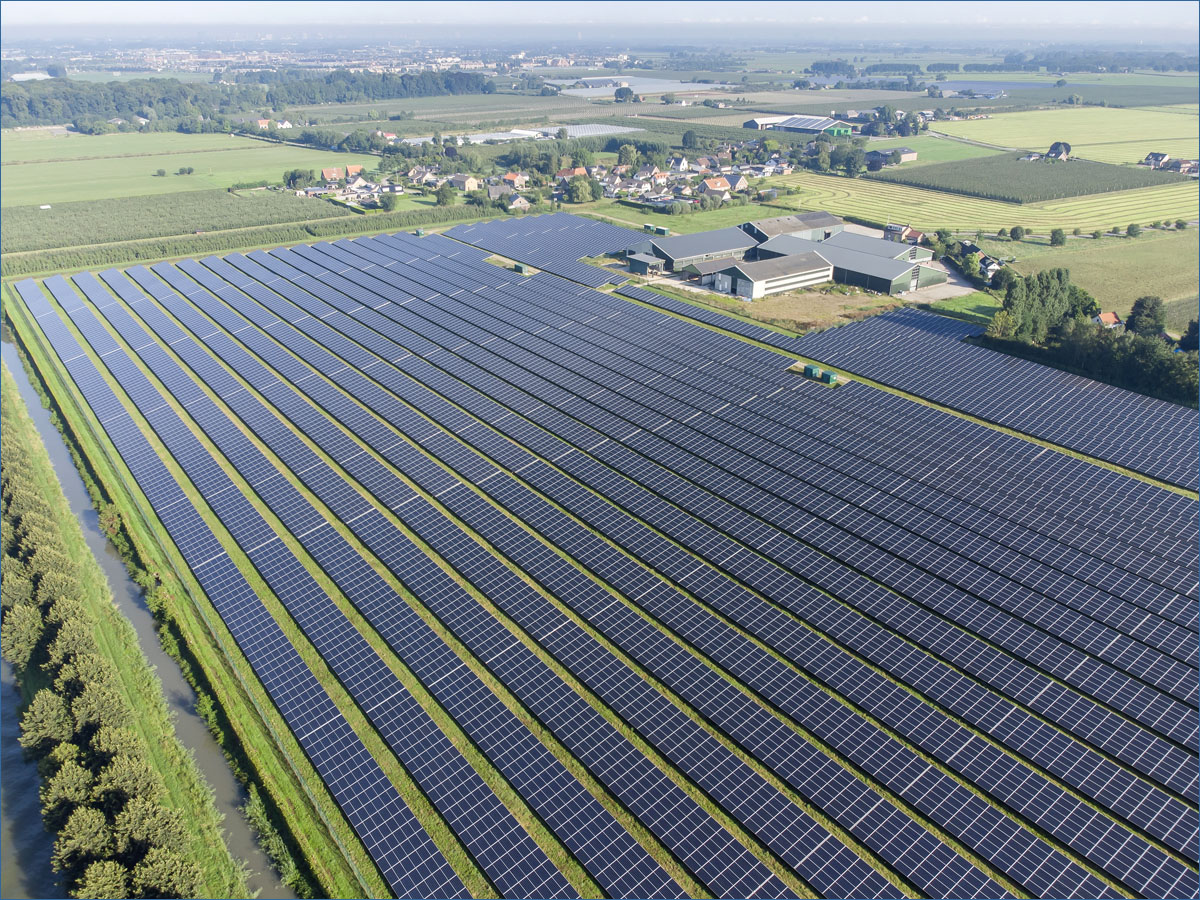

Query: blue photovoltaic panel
[
  {"left": 207, "top": 235, "right": 1188, "bottom": 896},
  {"left": 12, "top": 278, "right": 468, "bottom": 900},
  {"left": 793, "top": 307, "right": 1200, "bottom": 490},
  {"left": 444, "top": 212, "right": 635, "bottom": 287},
  {"left": 17, "top": 213, "right": 1200, "bottom": 900}
]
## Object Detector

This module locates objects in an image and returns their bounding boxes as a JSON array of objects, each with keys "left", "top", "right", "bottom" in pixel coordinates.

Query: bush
[
  {"left": 1050, "top": 228, "right": 1066, "bottom": 246},
  {"left": 1176, "top": 219, "right": 1187, "bottom": 230},
  {"left": 1126, "top": 223, "right": 1142, "bottom": 237},
  {"left": 1010, "top": 225, "right": 1025, "bottom": 240}
]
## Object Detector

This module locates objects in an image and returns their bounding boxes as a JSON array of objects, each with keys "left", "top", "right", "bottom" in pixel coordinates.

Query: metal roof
[
  {"left": 720, "top": 252, "right": 832, "bottom": 282},
  {"left": 744, "top": 212, "right": 843, "bottom": 237},
  {"left": 645, "top": 227, "right": 759, "bottom": 261},
  {"left": 820, "top": 231, "right": 915, "bottom": 259},
  {"left": 795, "top": 242, "right": 917, "bottom": 282}
]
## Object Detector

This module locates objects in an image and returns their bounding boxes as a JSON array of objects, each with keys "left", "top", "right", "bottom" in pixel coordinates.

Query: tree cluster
[
  {"left": 984, "top": 273, "right": 1198, "bottom": 406},
  {"left": 1, "top": 69, "right": 492, "bottom": 129},
  {"left": 1, "top": 395, "right": 201, "bottom": 899}
]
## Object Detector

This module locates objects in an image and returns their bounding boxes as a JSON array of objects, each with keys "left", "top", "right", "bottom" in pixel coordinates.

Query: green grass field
[
  {"left": 584, "top": 200, "right": 788, "bottom": 234},
  {"left": 769, "top": 170, "right": 1199, "bottom": 231},
  {"left": 1000, "top": 228, "right": 1199, "bottom": 315},
  {"left": 0, "top": 189, "right": 352, "bottom": 253},
  {"left": 933, "top": 106, "right": 1200, "bottom": 165},
  {"left": 0, "top": 131, "right": 379, "bottom": 205},
  {"left": 864, "top": 135, "right": 1004, "bottom": 165}
]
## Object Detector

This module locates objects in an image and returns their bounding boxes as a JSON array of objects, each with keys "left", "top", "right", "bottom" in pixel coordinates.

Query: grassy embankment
[
  {"left": 3, "top": 286, "right": 389, "bottom": 898},
  {"left": 0, "top": 361, "right": 249, "bottom": 898}
]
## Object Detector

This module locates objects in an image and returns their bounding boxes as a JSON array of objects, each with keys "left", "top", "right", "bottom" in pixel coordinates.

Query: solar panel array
[
  {"left": 444, "top": 212, "right": 635, "bottom": 286},
  {"left": 792, "top": 307, "right": 1200, "bottom": 490},
  {"left": 616, "top": 282, "right": 802, "bottom": 352},
  {"left": 12, "top": 214, "right": 1199, "bottom": 900}
]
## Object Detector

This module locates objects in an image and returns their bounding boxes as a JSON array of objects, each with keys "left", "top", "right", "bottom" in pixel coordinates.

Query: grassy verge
[
  {"left": 1, "top": 362, "right": 249, "bottom": 898},
  {"left": 3, "top": 286, "right": 383, "bottom": 898}
]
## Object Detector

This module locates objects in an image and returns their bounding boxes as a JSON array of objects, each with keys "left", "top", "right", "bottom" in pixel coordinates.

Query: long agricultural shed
[{"left": 8, "top": 223, "right": 1198, "bottom": 900}]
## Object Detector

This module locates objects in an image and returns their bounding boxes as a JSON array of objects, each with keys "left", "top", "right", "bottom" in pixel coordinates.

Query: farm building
[
  {"left": 884, "top": 223, "right": 925, "bottom": 244},
  {"left": 707, "top": 252, "right": 834, "bottom": 299},
  {"left": 760, "top": 230, "right": 934, "bottom": 264},
  {"left": 865, "top": 147, "right": 918, "bottom": 167},
  {"left": 627, "top": 253, "right": 666, "bottom": 276},
  {"left": 740, "top": 212, "right": 844, "bottom": 243},
  {"left": 626, "top": 227, "right": 759, "bottom": 272},
  {"left": 756, "top": 233, "right": 942, "bottom": 294},
  {"left": 743, "top": 115, "right": 852, "bottom": 136}
]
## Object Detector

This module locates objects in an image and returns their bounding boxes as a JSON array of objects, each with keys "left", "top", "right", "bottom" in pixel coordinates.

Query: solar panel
[
  {"left": 191, "top": 238, "right": 1184, "bottom": 896},
  {"left": 16, "top": 213, "right": 1198, "bottom": 900},
  {"left": 12, "top": 278, "right": 469, "bottom": 900},
  {"left": 793, "top": 308, "right": 1200, "bottom": 491}
]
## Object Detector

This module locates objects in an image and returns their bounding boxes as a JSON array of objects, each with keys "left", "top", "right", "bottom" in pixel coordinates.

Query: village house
[
  {"left": 502, "top": 171, "right": 531, "bottom": 189},
  {"left": 321, "top": 166, "right": 344, "bottom": 182},
  {"left": 449, "top": 173, "right": 481, "bottom": 191},
  {"left": 508, "top": 194, "right": 531, "bottom": 211},
  {"left": 1142, "top": 152, "right": 1170, "bottom": 169},
  {"left": 1094, "top": 311, "right": 1124, "bottom": 329}
]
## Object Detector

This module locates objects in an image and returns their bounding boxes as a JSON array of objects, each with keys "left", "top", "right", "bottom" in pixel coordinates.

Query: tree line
[
  {"left": 0, "top": 69, "right": 492, "bottom": 129},
  {"left": 0, "top": 379, "right": 203, "bottom": 898},
  {"left": 984, "top": 269, "right": 1198, "bottom": 407}
]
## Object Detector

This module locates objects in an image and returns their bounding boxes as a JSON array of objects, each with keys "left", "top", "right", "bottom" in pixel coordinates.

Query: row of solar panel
[
  {"left": 615, "top": 281, "right": 1197, "bottom": 582},
  {"left": 444, "top": 213, "right": 633, "bottom": 288},
  {"left": 791, "top": 308, "right": 1200, "bottom": 491},
  {"left": 101, "top": 263, "right": 837, "bottom": 900},
  {"left": 154, "top": 236, "right": 1195, "bottom": 897},
  {"left": 12, "top": 279, "right": 471, "bottom": 900},
  {"left": 163, "top": 242, "right": 1126, "bottom": 899},
  {"left": 146, "top": 249, "right": 993, "bottom": 899}
]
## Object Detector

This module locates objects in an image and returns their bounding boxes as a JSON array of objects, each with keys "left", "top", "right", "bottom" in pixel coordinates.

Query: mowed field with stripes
[{"left": 7, "top": 220, "right": 1198, "bottom": 900}]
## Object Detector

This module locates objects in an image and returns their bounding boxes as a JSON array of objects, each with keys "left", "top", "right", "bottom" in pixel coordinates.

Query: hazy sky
[{"left": 2, "top": 0, "right": 1198, "bottom": 44}]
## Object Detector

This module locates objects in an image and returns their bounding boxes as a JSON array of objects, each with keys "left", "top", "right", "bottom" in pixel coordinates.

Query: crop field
[
  {"left": 0, "top": 132, "right": 379, "bottom": 206},
  {"left": 868, "top": 152, "right": 1188, "bottom": 202},
  {"left": 863, "top": 134, "right": 1003, "bottom": 165},
  {"left": 770, "top": 170, "right": 1200, "bottom": 231},
  {"left": 9, "top": 214, "right": 1198, "bottom": 900},
  {"left": 995, "top": 228, "right": 1200, "bottom": 315},
  {"left": 1, "top": 128, "right": 255, "bottom": 163},
  {"left": 0, "top": 188, "right": 349, "bottom": 252},
  {"left": 933, "top": 106, "right": 1200, "bottom": 164}
]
